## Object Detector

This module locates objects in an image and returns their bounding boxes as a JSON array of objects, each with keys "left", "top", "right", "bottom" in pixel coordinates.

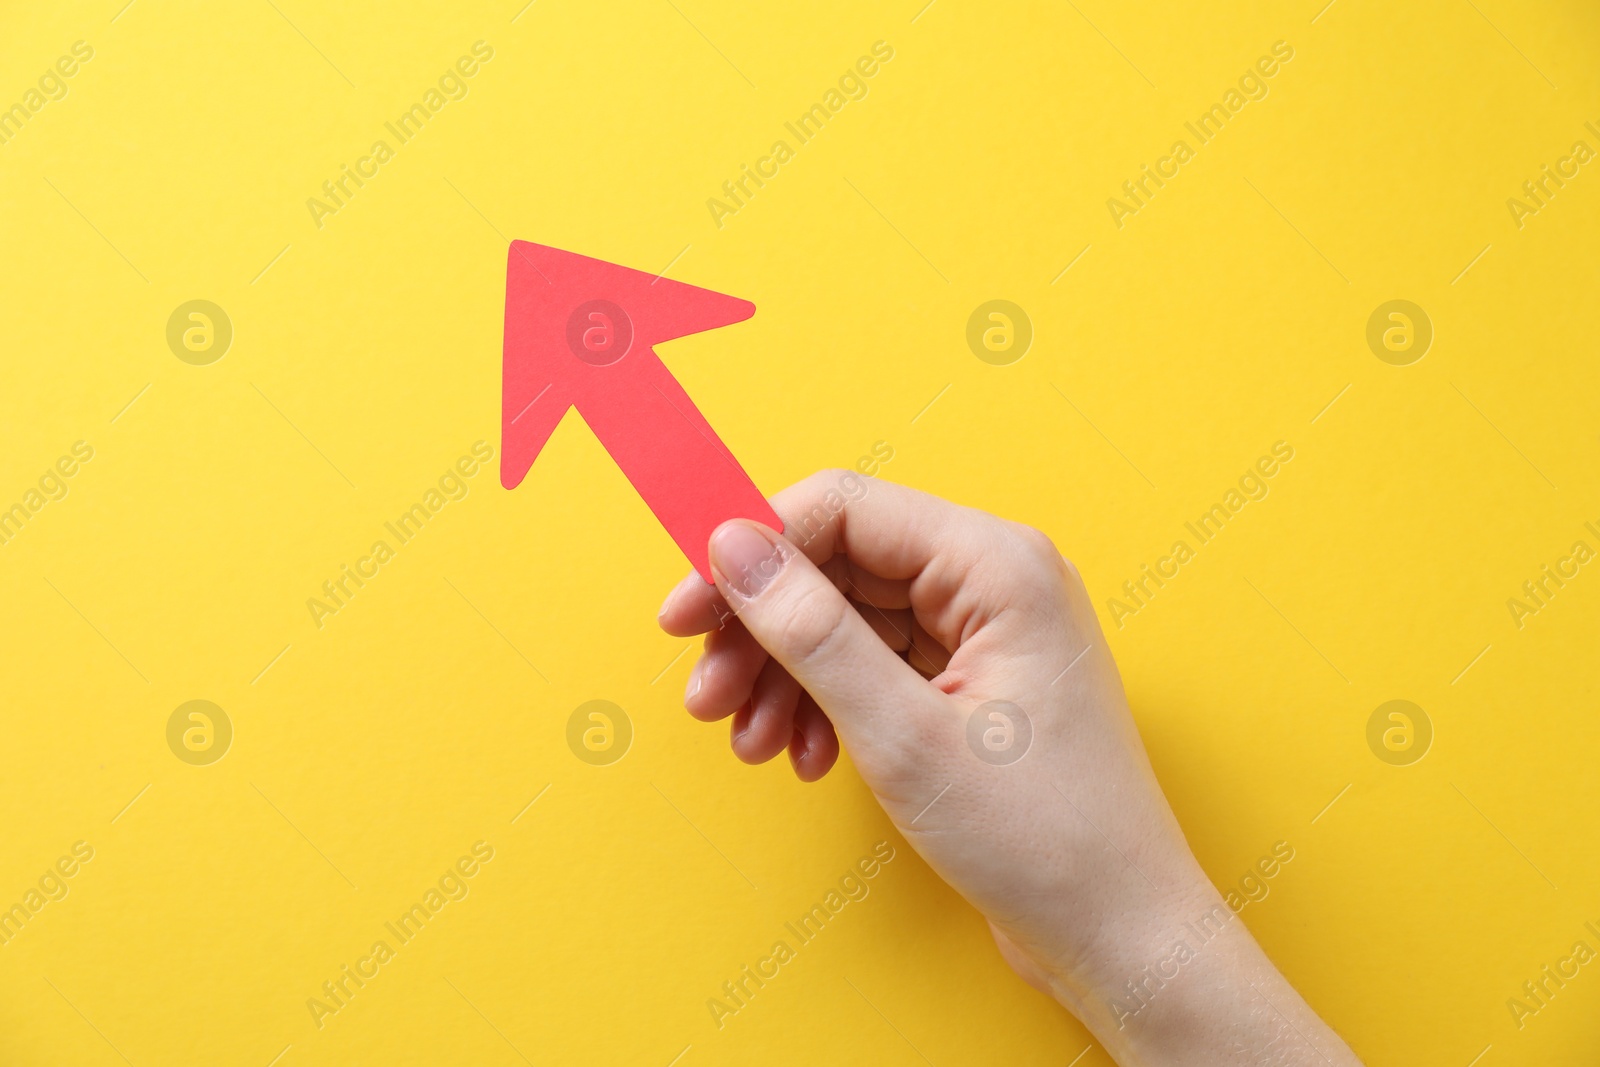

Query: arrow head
[
  {"left": 499, "top": 241, "right": 781, "bottom": 581},
  {"left": 501, "top": 242, "right": 756, "bottom": 490},
  {"left": 507, "top": 242, "right": 757, "bottom": 346}
]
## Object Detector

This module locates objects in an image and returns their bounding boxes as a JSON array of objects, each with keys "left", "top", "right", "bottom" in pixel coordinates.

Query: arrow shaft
[{"left": 575, "top": 356, "right": 770, "bottom": 577}]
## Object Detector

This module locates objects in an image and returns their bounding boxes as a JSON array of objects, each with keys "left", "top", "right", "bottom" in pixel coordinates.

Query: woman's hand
[{"left": 658, "top": 471, "right": 1360, "bottom": 1065}]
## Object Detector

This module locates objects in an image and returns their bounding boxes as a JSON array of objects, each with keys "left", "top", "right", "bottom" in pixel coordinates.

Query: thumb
[{"left": 708, "top": 519, "right": 933, "bottom": 736}]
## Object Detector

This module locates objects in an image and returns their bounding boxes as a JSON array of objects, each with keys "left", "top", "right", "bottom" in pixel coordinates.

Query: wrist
[
  {"left": 1045, "top": 874, "right": 1233, "bottom": 1026},
  {"left": 1044, "top": 881, "right": 1359, "bottom": 1065}
]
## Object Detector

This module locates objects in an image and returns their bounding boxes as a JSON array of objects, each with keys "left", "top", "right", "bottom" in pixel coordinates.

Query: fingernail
[
  {"left": 685, "top": 662, "right": 703, "bottom": 704},
  {"left": 709, "top": 521, "right": 787, "bottom": 606}
]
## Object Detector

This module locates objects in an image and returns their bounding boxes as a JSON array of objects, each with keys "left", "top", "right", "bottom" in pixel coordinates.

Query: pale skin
[{"left": 658, "top": 471, "right": 1363, "bottom": 1066}]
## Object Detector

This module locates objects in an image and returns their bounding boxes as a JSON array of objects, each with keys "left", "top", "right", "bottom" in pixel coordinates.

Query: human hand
[{"left": 658, "top": 471, "right": 1360, "bottom": 1064}]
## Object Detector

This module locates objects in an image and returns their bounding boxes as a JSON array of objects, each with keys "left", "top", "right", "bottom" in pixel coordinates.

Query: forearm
[{"left": 1049, "top": 881, "right": 1362, "bottom": 1066}]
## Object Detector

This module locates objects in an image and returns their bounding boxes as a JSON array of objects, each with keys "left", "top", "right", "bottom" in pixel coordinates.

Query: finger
[
  {"left": 659, "top": 570, "right": 733, "bottom": 637},
  {"left": 684, "top": 618, "right": 769, "bottom": 722},
  {"left": 730, "top": 658, "right": 801, "bottom": 765},
  {"left": 909, "top": 617, "right": 953, "bottom": 677},
  {"left": 823, "top": 555, "right": 913, "bottom": 610},
  {"left": 661, "top": 470, "right": 1008, "bottom": 648},
  {"left": 708, "top": 518, "right": 936, "bottom": 739},
  {"left": 854, "top": 602, "right": 914, "bottom": 653},
  {"left": 789, "top": 694, "right": 839, "bottom": 782}
]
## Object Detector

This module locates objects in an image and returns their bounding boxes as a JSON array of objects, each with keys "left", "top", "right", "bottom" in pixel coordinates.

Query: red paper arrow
[{"left": 500, "top": 241, "right": 782, "bottom": 581}]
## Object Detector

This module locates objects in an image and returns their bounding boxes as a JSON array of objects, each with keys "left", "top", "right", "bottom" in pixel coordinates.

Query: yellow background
[{"left": 2, "top": 0, "right": 1598, "bottom": 1063}]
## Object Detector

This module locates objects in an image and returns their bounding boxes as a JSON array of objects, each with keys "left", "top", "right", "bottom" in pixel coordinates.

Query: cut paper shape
[{"left": 501, "top": 241, "right": 782, "bottom": 581}]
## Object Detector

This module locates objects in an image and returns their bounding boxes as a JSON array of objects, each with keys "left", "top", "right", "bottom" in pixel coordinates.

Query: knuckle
[
  {"left": 1001, "top": 521, "right": 1083, "bottom": 596},
  {"left": 772, "top": 579, "right": 850, "bottom": 668},
  {"left": 1010, "top": 522, "right": 1064, "bottom": 567},
  {"left": 866, "top": 701, "right": 960, "bottom": 789}
]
